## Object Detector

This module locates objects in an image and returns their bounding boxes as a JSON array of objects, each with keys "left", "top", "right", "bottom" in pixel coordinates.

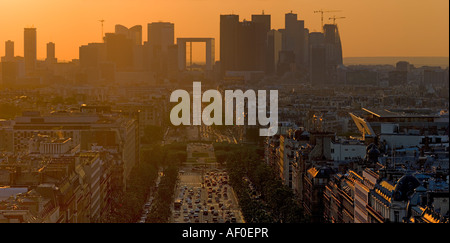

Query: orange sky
[{"left": 0, "top": 0, "right": 448, "bottom": 62}]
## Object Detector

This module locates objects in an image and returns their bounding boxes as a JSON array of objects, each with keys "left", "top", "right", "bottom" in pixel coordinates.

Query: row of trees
[
  {"left": 146, "top": 165, "right": 179, "bottom": 223},
  {"left": 106, "top": 156, "right": 159, "bottom": 223},
  {"left": 141, "top": 125, "right": 164, "bottom": 144},
  {"left": 140, "top": 141, "right": 186, "bottom": 222},
  {"left": 214, "top": 142, "right": 305, "bottom": 223},
  {"left": 141, "top": 142, "right": 187, "bottom": 167},
  {"left": 105, "top": 129, "right": 186, "bottom": 223}
]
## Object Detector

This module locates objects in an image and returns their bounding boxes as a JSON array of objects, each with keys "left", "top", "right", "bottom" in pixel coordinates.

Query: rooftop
[{"left": 0, "top": 187, "right": 28, "bottom": 201}]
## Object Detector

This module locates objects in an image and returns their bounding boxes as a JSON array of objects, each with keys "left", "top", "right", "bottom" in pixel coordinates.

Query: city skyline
[
  {"left": 0, "top": 0, "right": 449, "bottom": 62},
  {"left": 0, "top": 0, "right": 448, "bottom": 226}
]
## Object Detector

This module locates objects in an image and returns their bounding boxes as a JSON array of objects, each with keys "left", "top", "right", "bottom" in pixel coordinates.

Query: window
[{"left": 394, "top": 211, "right": 399, "bottom": 223}]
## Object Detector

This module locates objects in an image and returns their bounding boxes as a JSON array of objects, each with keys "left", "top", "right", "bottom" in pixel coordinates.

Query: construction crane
[
  {"left": 314, "top": 9, "right": 342, "bottom": 29},
  {"left": 329, "top": 16, "right": 346, "bottom": 25},
  {"left": 99, "top": 19, "right": 105, "bottom": 41}
]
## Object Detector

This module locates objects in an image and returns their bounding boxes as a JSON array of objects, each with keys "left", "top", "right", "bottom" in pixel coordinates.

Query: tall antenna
[{"left": 99, "top": 19, "right": 105, "bottom": 41}]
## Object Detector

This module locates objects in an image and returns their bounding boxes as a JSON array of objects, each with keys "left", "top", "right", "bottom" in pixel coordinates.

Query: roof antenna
[{"left": 99, "top": 19, "right": 105, "bottom": 42}]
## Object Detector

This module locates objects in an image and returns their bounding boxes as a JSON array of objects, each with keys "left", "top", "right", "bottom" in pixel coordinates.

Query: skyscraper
[
  {"left": 238, "top": 19, "right": 268, "bottom": 71},
  {"left": 251, "top": 13, "right": 271, "bottom": 33},
  {"left": 145, "top": 22, "right": 175, "bottom": 78},
  {"left": 309, "top": 32, "right": 327, "bottom": 86},
  {"left": 267, "top": 30, "right": 282, "bottom": 74},
  {"left": 282, "top": 12, "right": 308, "bottom": 70},
  {"left": 5, "top": 40, "right": 14, "bottom": 61},
  {"left": 220, "top": 14, "right": 240, "bottom": 75},
  {"left": 104, "top": 33, "right": 134, "bottom": 70},
  {"left": 147, "top": 22, "right": 174, "bottom": 52},
  {"left": 284, "top": 12, "right": 298, "bottom": 51},
  {"left": 323, "top": 24, "right": 343, "bottom": 84},
  {"left": 323, "top": 24, "right": 343, "bottom": 66},
  {"left": 115, "top": 24, "right": 144, "bottom": 70},
  {"left": 2, "top": 40, "right": 18, "bottom": 86},
  {"left": 46, "top": 42, "right": 57, "bottom": 64},
  {"left": 1, "top": 62, "right": 18, "bottom": 87},
  {"left": 251, "top": 13, "right": 271, "bottom": 73},
  {"left": 24, "top": 27, "right": 37, "bottom": 74},
  {"left": 79, "top": 43, "right": 107, "bottom": 68},
  {"left": 220, "top": 14, "right": 271, "bottom": 74},
  {"left": 79, "top": 42, "right": 108, "bottom": 83},
  {"left": 115, "top": 24, "right": 143, "bottom": 46}
]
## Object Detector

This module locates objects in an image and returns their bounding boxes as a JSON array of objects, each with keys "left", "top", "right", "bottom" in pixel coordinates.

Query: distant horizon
[
  {"left": 344, "top": 56, "right": 449, "bottom": 58},
  {"left": 31, "top": 56, "right": 449, "bottom": 69},
  {"left": 343, "top": 56, "right": 449, "bottom": 68},
  {"left": 1, "top": 0, "right": 448, "bottom": 61},
  {"left": 34, "top": 55, "right": 450, "bottom": 60}
]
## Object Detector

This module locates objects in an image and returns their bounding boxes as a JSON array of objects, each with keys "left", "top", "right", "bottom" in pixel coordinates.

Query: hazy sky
[{"left": 0, "top": 0, "right": 448, "bottom": 62}]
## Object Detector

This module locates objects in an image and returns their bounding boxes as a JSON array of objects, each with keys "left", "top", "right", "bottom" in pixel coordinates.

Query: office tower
[
  {"left": 323, "top": 24, "right": 343, "bottom": 84},
  {"left": 303, "top": 28, "right": 310, "bottom": 64},
  {"left": 220, "top": 14, "right": 240, "bottom": 74},
  {"left": 277, "top": 28, "right": 294, "bottom": 76},
  {"left": 129, "top": 25, "right": 143, "bottom": 46},
  {"left": 267, "top": 30, "right": 282, "bottom": 74},
  {"left": 24, "top": 27, "right": 37, "bottom": 74},
  {"left": 104, "top": 33, "right": 134, "bottom": 70},
  {"left": 298, "top": 21, "right": 309, "bottom": 67},
  {"left": 115, "top": 24, "right": 142, "bottom": 46},
  {"left": 79, "top": 43, "right": 109, "bottom": 83},
  {"left": 251, "top": 13, "right": 271, "bottom": 33},
  {"left": 1, "top": 40, "right": 23, "bottom": 87},
  {"left": 115, "top": 24, "right": 128, "bottom": 36},
  {"left": 284, "top": 12, "right": 298, "bottom": 51},
  {"left": 277, "top": 50, "right": 296, "bottom": 76},
  {"left": 115, "top": 24, "right": 144, "bottom": 70},
  {"left": 309, "top": 32, "right": 327, "bottom": 86},
  {"left": 145, "top": 22, "right": 175, "bottom": 78},
  {"left": 1, "top": 41, "right": 16, "bottom": 86},
  {"left": 220, "top": 14, "right": 271, "bottom": 74},
  {"left": 79, "top": 43, "right": 106, "bottom": 68},
  {"left": 323, "top": 24, "right": 343, "bottom": 66},
  {"left": 5, "top": 40, "right": 14, "bottom": 61},
  {"left": 251, "top": 13, "right": 271, "bottom": 73},
  {"left": 46, "top": 42, "right": 57, "bottom": 64},
  {"left": 282, "top": 12, "right": 308, "bottom": 69},
  {"left": 147, "top": 22, "right": 174, "bottom": 51},
  {"left": 1, "top": 62, "right": 18, "bottom": 87},
  {"left": 238, "top": 19, "right": 268, "bottom": 71}
]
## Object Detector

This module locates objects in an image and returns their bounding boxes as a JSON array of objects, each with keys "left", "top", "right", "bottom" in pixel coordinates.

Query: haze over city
[
  {"left": 0, "top": 0, "right": 448, "bottom": 228},
  {"left": 0, "top": 0, "right": 448, "bottom": 62}
]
